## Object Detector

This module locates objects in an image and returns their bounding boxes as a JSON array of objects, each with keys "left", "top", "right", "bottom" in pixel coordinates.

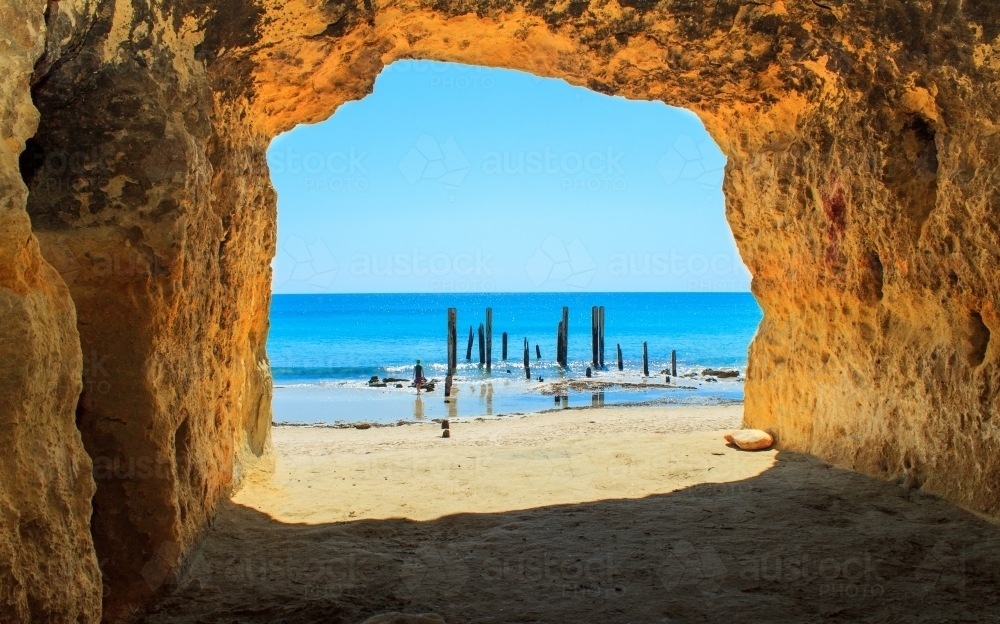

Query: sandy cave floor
[{"left": 141, "top": 406, "right": 1000, "bottom": 623}]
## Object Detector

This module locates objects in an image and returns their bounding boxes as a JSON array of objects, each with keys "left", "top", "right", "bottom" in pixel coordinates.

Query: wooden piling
[
  {"left": 535, "top": 344, "right": 541, "bottom": 359},
  {"left": 478, "top": 323, "right": 486, "bottom": 365},
  {"left": 643, "top": 342, "right": 649, "bottom": 377},
  {"left": 523, "top": 338, "right": 531, "bottom": 379},
  {"left": 447, "top": 308, "right": 457, "bottom": 375},
  {"left": 502, "top": 332, "right": 508, "bottom": 361},
  {"left": 599, "top": 306, "right": 606, "bottom": 369},
  {"left": 466, "top": 326, "right": 474, "bottom": 361},
  {"left": 446, "top": 308, "right": 457, "bottom": 397},
  {"left": 591, "top": 306, "right": 599, "bottom": 368},
  {"left": 485, "top": 308, "right": 493, "bottom": 372},
  {"left": 559, "top": 306, "right": 569, "bottom": 367},
  {"left": 556, "top": 321, "right": 564, "bottom": 369},
  {"left": 617, "top": 343, "right": 623, "bottom": 371},
  {"left": 671, "top": 349, "right": 677, "bottom": 377}
]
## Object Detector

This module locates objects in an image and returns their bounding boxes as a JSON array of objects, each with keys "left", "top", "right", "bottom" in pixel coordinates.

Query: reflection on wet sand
[
  {"left": 446, "top": 385, "right": 458, "bottom": 419},
  {"left": 413, "top": 395, "right": 424, "bottom": 420}
]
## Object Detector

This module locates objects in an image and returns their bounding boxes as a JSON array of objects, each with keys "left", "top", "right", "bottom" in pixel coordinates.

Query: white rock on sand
[{"left": 724, "top": 428, "right": 774, "bottom": 450}]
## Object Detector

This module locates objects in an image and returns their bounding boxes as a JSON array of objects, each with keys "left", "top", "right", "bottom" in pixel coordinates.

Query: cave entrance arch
[
  {"left": 15, "top": 1, "right": 998, "bottom": 620},
  {"left": 265, "top": 58, "right": 756, "bottom": 425}
]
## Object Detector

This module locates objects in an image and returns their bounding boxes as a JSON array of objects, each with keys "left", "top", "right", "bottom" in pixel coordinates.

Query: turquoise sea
[{"left": 268, "top": 293, "right": 762, "bottom": 424}]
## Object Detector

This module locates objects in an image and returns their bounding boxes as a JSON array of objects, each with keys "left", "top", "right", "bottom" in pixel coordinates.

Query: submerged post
[
  {"left": 617, "top": 343, "right": 623, "bottom": 371},
  {"left": 446, "top": 308, "right": 456, "bottom": 397},
  {"left": 642, "top": 342, "right": 649, "bottom": 377},
  {"left": 591, "top": 306, "right": 599, "bottom": 368},
  {"left": 599, "top": 306, "right": 606, "bottom": 369},
  {"left": 478, "top": 323, "right": 486, "bottom": 365},
  {"left": 466, "top": 326, "right": 474, "bottom": 361},
  {"left": 671, "top": 349, "right": 677, "bottom": 377},
  {"left": 502, "top": 332, "right": 508, "bottom": 361},
  {"left": 560, "top": 306, "right": 569, "bottom": 367},
  {"left": 536, "top": 344, "right": 541, "bottom": 359},
  {"left": 556, "top": 321, "right": 564, "bottom": 369},
  {"left": 447, "top": 309, "right": 457, "bottom": 373},
  {"left": 485, "top": 308, "right": 493, "bottom": 372},
  {"left": 523, "top": 338, "right": 531, "bottom": 379}
]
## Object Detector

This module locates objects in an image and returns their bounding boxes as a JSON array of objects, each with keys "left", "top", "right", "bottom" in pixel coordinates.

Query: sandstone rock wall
[
  {"left": 8, "top": 0, "right": 999, "bottom": 620},
  {"left": 21, "top": 0, "right": 274, "bottom": 618},
  {"left": 0, "top": 0, "right": 102, "bottom": 621}
]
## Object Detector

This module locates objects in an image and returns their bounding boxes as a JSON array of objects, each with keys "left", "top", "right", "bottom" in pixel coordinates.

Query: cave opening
[
  {"left": 265, "top": 59, "right": 759, "bottom": 427},
  {"left": 9, "top": 2, "right": 1000, "bottom": 620}
]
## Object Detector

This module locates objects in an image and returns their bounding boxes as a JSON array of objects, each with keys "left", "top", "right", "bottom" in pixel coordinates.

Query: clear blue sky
[{"left": 268, "top": 60, "right": 751, "bottom": 294}]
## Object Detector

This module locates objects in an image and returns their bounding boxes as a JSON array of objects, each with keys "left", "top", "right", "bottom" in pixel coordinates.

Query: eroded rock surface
[
  {"left": 7, "top": 0, "right": 1000, "bottom": 619},
  {"left": 0, "top": 0, "right": 101, "bottom": 621}
]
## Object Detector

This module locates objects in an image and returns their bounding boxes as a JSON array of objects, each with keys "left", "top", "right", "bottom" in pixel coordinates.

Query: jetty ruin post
[
  {"left": 558, "top": 306, "right": 569, "bottom": 368},
  {"left": 485, "top": 308, "right": 493, "bottom": 372},
  {"left": 671, "top": 349, "right": 677, "bottom": 377},
  {"left": 535, "top": 344, "right": 541, "bottom": 359},
  {"left": 523, "top": 338, "right": 531, "bottom": 379},
  {"left": 617, "top": 343, "right": 623, "bottom": 371},
  {"left": 478, "top": 323, "right": 486, "bottom": 365},
  {"left": 642, "top": 342, "right": 649, "bottom": 377},
  {"left": 502, "top": 332, "right": 508, "bottom": 361},
  {"left": 466, "top": 326, "right": 474, "bottom": 361},
  {"left": 599, "top": 306, "right": 606, "bottom": 369},
  {"left": 446, "top": 308, "right": 457, "bottom": 397},
  {"left": 591, "top": 306, "right": 599, "bottom": 368},
  {"left": 556, "top": 321, "right": 565, "bottom": 368},
  {"left": 447, "top": 308, "right": 457, "bottom": 373}
]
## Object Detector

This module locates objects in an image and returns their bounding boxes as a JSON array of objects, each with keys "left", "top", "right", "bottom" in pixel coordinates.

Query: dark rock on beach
[{"left": 702, "top": 369, "right": 739, "bottom": 378}]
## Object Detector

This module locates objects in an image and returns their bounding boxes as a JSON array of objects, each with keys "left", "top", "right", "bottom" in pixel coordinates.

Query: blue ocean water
[{"left": 268, "top": 293, "right": 762, "bottom": 423}]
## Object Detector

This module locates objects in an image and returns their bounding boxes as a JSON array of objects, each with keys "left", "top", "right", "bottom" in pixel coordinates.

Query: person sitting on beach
[{"left": 414, "top": 359, "right": 425, "bottom": 394}]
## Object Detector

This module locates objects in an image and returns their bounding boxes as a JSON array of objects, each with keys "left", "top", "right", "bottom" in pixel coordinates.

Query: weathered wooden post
[
  {"left": 642, "top": 342, "right": 649, "bottom": 377},
  {"left": 466, "top": 326, "right": 474, "bottom": 361},
  {"left": 478, "top": 323, "right": 486, "bottom": 365},
  {"left": 617, "top": 343, "right": 623, "bottom": 371},
  {"left": 502, "top": 332, "right": 508, "bottom": 361},
  {"left": 599, "top": 306, "right": 606, "bottom": 369},
  {"left": 446, "top": 308, "right": 457, "bottom": 397},
  {"left": 591, "top": 306, "right": 599, "bottom": 368},
  {"left": 671, "top": 349, "right": 677, "bottom": 377},
  {"left": 562, "top": 306, "right": 569, "bottom": 367},
  {"left": 535, "top": 344, "right": 541, "bottom": 359},
  {"left": 556, "top": 321, "right": 564, "bottom": 368},
  {"left": 485, "top": 307, "right": 493, "bottom": 372},
  {"left": 523, "top": 338, "right": 531, "bottom": 379}
]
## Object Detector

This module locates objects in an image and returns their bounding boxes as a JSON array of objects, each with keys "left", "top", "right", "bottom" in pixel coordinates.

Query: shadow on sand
[{"left": 141, "top": 451, "right": 1000, "bottom": 623}]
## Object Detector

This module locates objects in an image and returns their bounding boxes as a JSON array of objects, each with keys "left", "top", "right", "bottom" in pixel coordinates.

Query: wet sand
[{"left": 142, "top": 405, "right": 1000, "bottom": 624}]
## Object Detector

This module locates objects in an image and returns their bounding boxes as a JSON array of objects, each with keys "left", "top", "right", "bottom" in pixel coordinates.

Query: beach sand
[
  {"left": 142, "top": 405, "right": 1000, "bottom": 623},
  {"left": 240, "top": 405, "right": 758, "bottom": 523}
]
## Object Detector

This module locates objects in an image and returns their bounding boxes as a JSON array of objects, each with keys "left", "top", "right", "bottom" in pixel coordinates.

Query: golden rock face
[{"left": 2, "top": 0, "right": 998, "bottom": 619}]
